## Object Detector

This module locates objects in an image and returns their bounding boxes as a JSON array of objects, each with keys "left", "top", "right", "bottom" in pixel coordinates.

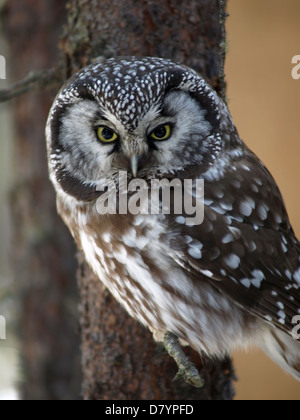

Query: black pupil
[
  {"left": 102, "top": 128, "right": 114, "bottom": 140},
  {"left": 154, "top": 126, "right": 167, "bottom": 138}
]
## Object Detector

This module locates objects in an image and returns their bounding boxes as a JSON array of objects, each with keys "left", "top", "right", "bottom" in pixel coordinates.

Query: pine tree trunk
[
  {"left": 62, "top": 0, "right": 234, "bottom": 400},
  {"left": 4, "top": 0, "right": 235, "bottom": 400}
]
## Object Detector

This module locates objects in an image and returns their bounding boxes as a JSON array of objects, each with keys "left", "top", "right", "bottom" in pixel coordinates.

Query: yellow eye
[
  {"left": 150, "top": 124, "right": 172, "bottom": 141},
  {"left": 96, "top": 127, "right": 118, "bottom": 143}
]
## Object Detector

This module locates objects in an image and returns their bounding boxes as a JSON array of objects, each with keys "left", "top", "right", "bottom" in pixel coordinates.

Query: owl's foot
[{"left": 163, "top": 332, "right": 204, "bottom": 388}]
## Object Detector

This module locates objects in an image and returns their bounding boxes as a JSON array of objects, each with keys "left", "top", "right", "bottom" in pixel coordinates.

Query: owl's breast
[{"left": 73, "top": 210, "right": 254, "bottom": 356}]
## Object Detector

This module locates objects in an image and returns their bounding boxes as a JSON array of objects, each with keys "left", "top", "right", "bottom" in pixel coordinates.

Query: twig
[{"left": 0, "top": 67, "right": 63, "bottom": 103}]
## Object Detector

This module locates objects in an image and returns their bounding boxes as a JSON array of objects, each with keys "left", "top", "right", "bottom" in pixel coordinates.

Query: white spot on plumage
[
  {"left": 251, "top": 279, "right": 262, "bottom": 289},
  {"left": 285, "top": 269, "right": 292, "bottom": 280},
  {"left": 240, "top": 198, "right": 255, "bottom": 218},
  {"left": 251, "top": 184, "right": 259, "bottom": 193},
  {"left": 254, "top": 178, "right": 263, "bottom": 186},
  {"left": 257, "top": 204, "right": 268, "bottom": 221},
  {"left": 213, "top": 189, "right": 224, "bottom": 199},
  {"left": 190, "top": 240, "right": 203, "bottom": 249},
  {"left": 274, "top": 214, "right": 283, "bottom": 224},
  {"left": 184, "top": 236, "right": 193, "bottom": 244},
  {"left": 204, "top": 199, "right": 213, "bottom": 206},
  {"left": 246, "top": 241, "right": 257, "bottom": 253},
  {"left": 176, "top": 216, "right": 186, "bottom": 225},
  {"left": 210, "top": 204, "right": 226, "bottom": 215},
  {"left": 240, "top": 270, "right": 265, "bottom": 289},
  {"left": 205, "top": 222, "right": 214, "bottom": 233},
  {"left": 220, "top": 201, "right": 233, "bottom": 212},
  {"left": 251, "top": 270, "right": 265, "bottom": 284},
  {"left": 188, "top": 246, "right": 202, "bottom": 260},
  {"left": 224, "top": 254, "right": 241, "bottom": 270},
  {"left": 293, "top": 268, "right": 300, "bottom": 284},
  {"left": 200, "top": 269, "right": 214, "bottom": 278},
  {"left": 241, "top": 279, "right": 251, "bottom": 288},
  {"left": 228, "top": 226, "right": 242, "bottom": 239},
  {"left": 239, "top": 201, "right": 252, "bottom": 217},
  {"left": 241, "top": 164, "right": 251, "bottom": 172},
  {"left": 114, "top": 244, "right": 128, "bottom": 264},
  {"left": 277, "top": 310, "right": 286, "bottom": 320},
  {"left": 281, "top": 242, "right": 288, "bottom": 254},
  {"left": 102, "top": 233, "right": 111, "bottom": 243},
  {"left": 222, "top": 233, "right": 234, "bottom": 244}
]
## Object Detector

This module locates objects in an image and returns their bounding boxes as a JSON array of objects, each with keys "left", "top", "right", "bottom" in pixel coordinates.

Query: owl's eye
[
  {"left": 150, "top": 124, "right": 172, "bottom": 141},
  {"left": 96, "top": 127, "right": 119, "bottom": 144}
]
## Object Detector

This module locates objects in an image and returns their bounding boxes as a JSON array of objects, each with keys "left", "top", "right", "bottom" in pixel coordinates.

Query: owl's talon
[
  {"left": 174, "top": 366, "right": 204, "bottom": 389},
  {"left": 164, "top": 332, "right": 204, "bottom": 388}
]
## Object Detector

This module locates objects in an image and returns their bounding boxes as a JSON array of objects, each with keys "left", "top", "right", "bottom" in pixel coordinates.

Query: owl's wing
[{"left": 169, "top": 150, "right": 300, "bottom": 337}]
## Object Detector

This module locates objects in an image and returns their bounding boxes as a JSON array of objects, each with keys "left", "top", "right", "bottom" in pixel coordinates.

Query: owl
[{"left": 46, "top": 57, "right": 300, "bottom": 386}]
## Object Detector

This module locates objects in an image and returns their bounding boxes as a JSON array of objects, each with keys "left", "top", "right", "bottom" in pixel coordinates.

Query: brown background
[{"left": 226, "top": 0, "right": 300, "bottom": 400}]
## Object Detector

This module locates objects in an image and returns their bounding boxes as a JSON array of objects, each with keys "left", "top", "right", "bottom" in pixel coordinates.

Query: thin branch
[{"left": 0, "top": 67, "right": 63, "bottom": 102}]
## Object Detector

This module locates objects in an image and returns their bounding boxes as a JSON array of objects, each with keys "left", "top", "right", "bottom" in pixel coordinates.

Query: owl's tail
[{"left": 258, "top": 327, "right": 300, "bottom": 381}]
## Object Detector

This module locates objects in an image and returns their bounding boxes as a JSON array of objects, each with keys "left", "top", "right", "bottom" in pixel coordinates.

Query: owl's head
[{"left": 46, "top": 57, "right": 239, "bottom": 202}]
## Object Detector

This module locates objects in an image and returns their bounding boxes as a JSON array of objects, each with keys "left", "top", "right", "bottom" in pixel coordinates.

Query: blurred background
[
  {"left": 0, "top": 0, "right": 300, "bottom": 400},
  {"left": 0, "top": 23, "right": 18, "bottom": 400}
]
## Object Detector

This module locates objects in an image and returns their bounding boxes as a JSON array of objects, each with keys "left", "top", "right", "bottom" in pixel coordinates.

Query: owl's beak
[{"left": 130, "top": 155, "right": 138, "bottom": 178}]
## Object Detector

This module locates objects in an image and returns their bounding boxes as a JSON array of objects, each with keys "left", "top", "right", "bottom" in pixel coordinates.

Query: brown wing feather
[{"left": 170, "top": 149, "right": 300, "bottom": 336}]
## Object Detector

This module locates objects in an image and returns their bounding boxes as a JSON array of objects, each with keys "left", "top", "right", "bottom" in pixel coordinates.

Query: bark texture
[
  {"left": 61, "top": 0, "right": 226, "bottom": 95},
  {"left": 4, "top": 0, "right": 235, "bottom": 400},
  {"left": 62, "top": 0, "right": 234, "bottom": 400}
]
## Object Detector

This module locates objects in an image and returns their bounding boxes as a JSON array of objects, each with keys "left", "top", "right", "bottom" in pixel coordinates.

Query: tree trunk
[
  {"left": 61, "top": 0, "right": 226, "bottom": 96},
  {"left": 4, "top": 0, "right": 235, "bottom": 400},
  {"left": 62, "top": 0, "right": 234, "bottom": 400}
]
